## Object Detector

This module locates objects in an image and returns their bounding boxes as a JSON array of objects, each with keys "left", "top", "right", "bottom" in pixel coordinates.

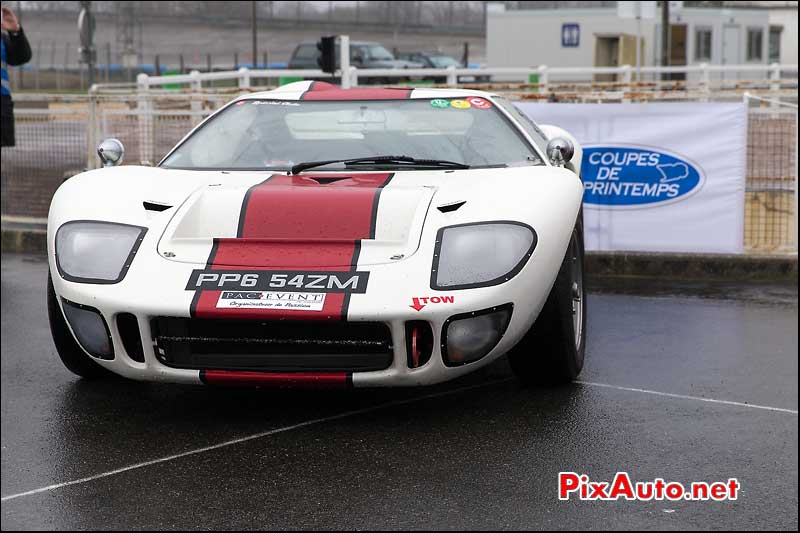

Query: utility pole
[
  {"left": 78, "top": 1, "right": 96, "bottom": 88},
  {"left": 251, "top": 1, "right": 258, "bottom": 68},
  {"left": 661, "top": 0, "right": 670, "bottom": 80}
]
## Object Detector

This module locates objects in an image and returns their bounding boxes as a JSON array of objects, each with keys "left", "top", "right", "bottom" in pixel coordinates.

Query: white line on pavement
[
  {"left": 577, "top": 380, "right": 799, "bottom": 415},
  {"left": 0, "top": 378, "right": 512, "bottom": 503},
  {"left": 3, "top": 377, "right": 796, "bottom": 503}
]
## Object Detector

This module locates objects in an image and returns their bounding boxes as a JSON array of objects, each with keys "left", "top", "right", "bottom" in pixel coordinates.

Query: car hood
[
  {"left": 49, "top": 165, "right": 577, "bottom": 271},
  {"left": 157, "top": 172, "right": 435, "bottom": 268}
]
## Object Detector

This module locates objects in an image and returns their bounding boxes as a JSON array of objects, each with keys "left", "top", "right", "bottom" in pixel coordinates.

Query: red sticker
[
  {"left": 467, "top": 97, "right": 492, "bottom": 109},
  {"left": 409, "top": 296, "right": 455, "bottom": 312}
]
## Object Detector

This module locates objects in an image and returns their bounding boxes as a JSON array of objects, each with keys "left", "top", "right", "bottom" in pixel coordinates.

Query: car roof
[
  {"left": 295, "top": 41, "right": 381, "bottom": 47},
  {"left": 240, "top": 81, "right": 498, "bottom": 102},
  {"left": 408, "top": 51, "right": 455, "bottom": 57}
]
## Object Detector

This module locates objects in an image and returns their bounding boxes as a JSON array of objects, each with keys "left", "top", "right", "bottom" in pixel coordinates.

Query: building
[{"left": 486, "top": 1, "right": 797, "bottom": 80}]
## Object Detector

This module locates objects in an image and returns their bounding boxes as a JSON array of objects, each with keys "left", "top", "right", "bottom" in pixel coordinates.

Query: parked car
[
  {"left": 395, "top": 51, "right": 491, "bottom": 83},
  {"left": 48, "top": 82, "right": 586, "bottom": 388},
  {"left": 288, "top": 41, "right": 423, "bottom": 84}
]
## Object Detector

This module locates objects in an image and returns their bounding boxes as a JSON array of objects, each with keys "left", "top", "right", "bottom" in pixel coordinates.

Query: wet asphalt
[{"left": 1, "top": 253, "right": 797, "bottom": 531}]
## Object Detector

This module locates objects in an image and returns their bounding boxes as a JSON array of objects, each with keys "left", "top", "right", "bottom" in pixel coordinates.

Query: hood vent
[
  {"left": 143, "top": 201, "right": 173, "bottom": 212},
  {"left": 437, "top": 200, "right": 466, "bottom": 213},
  {"left": 308, "top": 177, "right": 353, "bottom": 185}
]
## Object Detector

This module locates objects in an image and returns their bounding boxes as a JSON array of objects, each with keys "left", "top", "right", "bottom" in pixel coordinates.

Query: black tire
[
  {"left": 509, "top": 214, "right": 587, "bottom": 385},
  {"left": 47, "top": 273, "right": 114, "bottom": 379}
]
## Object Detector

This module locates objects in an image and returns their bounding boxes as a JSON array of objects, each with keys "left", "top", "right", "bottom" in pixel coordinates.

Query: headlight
[
  {"left": 442, "top": 304, "right": 512, "bottom": 366},
  {"left": 61, "top": 300, "right": 114, "bottom": 359},
  {"left": 431, "top": 222, "right": 536, "bottom": 289},
  {"left": 55, "top": 221, "right": 147, "bottom": 283}
]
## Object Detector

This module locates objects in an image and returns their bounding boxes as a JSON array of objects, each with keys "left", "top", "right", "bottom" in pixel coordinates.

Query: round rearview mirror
[
  {"left": 97, "top": 138, "right": 124, "bottom": 167},
  {"left": 546, "top": 137, "right": 574, "bottom": 167}
]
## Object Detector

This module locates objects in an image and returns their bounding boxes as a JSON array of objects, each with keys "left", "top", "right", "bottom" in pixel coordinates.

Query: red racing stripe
[
  {"left": 192, "top": 173, "right": 393, "bottom": 321},
  {"left": 302, "top": 83, "right": 412, "bottom": 101},
  {"left": 201, "top": 370, "right": 350, "bottom": 388}
]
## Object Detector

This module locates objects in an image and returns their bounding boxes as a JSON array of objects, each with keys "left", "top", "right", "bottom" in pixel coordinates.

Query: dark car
[
  {"left": 395, "top": 51, "right": 491, "bottom": 84},
  {"left": 288, "top": 41, "right": 423, "bottom": 84}
]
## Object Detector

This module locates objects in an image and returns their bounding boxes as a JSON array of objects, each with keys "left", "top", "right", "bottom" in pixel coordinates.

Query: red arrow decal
[{"left": 409, "top": 297, "right": 426, "bottom": 312}]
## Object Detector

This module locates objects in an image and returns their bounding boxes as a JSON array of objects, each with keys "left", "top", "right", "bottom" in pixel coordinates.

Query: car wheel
[
  {"left": 47, "top": 273, "right": 114, "bottom": 379},
  {"left": 508, "top": 213, "right": 586, "bottom": 385}
]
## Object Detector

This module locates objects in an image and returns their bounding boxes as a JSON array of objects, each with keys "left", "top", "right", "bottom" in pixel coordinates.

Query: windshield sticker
[
  {"left": 430, "top": 99, "right": 451, "bottom": 108},
  {"left": 450, "top": 99, "right": 471, "bottom": 109},
  {"left": 251, "top": 100, "right": 300, "bottom": 106},
  {"left": 467, "top": 97, "right": 492, "bottom": 109}
]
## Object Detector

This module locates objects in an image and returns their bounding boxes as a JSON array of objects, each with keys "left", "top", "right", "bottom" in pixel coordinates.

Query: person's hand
[{"left": 2, "top": 6, "right": 21, "bottom": 32}]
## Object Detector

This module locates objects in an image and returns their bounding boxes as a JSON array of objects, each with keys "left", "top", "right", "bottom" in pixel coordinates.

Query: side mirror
[
  {"left": 546, "top": 137, "right": 574, "bottom": 167},
  {"left": 97, "top": 138, "right": 124, "bottom": 167}
]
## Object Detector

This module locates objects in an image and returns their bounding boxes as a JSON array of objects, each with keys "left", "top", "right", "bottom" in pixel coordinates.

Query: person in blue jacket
[{"left": 2, "top": 5, "right": 32, "bottom": 147}]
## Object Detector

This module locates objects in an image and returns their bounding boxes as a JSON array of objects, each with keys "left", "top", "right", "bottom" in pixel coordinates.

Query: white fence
[
  {"left": 94, "top": 63, "right": 797, "bottom": 92},
  {"left": 1, "top": 79, "right": 797, "bottom": 252},
  {"left": 91, "top": 62, "right": 799, "bottom": 102}
]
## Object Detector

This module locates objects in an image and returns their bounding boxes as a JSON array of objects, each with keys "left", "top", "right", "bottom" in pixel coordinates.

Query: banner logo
[{"left": 581, "top": 145, "right": 705, "bottom": 208}]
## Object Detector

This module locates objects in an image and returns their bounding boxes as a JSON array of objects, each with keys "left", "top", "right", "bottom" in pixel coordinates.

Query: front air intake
[
  {"left": 405, "top": 321, "right": 433, "bottom": 369},
  {"left": 117, "top": 313, "right": 145, "bottom": 362},
  {"left": 150, "top": 317, "right": 393, "bottom": 372}
]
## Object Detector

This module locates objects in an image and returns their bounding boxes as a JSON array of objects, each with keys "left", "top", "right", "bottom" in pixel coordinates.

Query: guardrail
[{"left": 89, "top": 62, "right": 798, "bottom": 96}]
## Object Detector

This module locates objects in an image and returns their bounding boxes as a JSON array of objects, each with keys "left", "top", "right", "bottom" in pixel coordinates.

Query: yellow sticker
[{"left": 450, "top": 99, "right": 471, "bottom": 109}]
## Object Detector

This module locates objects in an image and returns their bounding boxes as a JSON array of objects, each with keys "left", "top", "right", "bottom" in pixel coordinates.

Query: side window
[
  {"left": 351, "top": 46, "right": 367, "bottom": 63},
  {"left": 746, "top": 28, "right": 763, "bottom": 61},
  {"left": 494, "top": 97, "right": 550, "bottom": 155},
  {"left": 769, "top": 26, "right": 782, "bottom": 63},
  {"left": 694, "top": 28, "right": 712, "bottom": 62}
]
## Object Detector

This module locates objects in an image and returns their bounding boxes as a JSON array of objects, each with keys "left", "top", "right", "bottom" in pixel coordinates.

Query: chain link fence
[
  {"left": 1, "top": 90, "right": 796, "bottom": 253},
  {"left": 746, "top": 105, "right": 798, "bottom": 252}
]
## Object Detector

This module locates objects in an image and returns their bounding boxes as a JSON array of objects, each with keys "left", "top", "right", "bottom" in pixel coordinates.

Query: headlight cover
[
  {"left": 61, "top": 299, "right": 114, "bottom": 359},
  {"left": 442, "top": 304, "right": 513, "bottom": 366},
  {"left": 56, "top": 221, "right": 147, "bottom": 283},
  {"left": 431, "top": 221, "right": 537, "bottom": 290}
]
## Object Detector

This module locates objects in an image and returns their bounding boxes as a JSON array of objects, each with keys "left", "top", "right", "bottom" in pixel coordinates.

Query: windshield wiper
[{"left": 290, "top": 155, "right": 469, "bottom": 175}]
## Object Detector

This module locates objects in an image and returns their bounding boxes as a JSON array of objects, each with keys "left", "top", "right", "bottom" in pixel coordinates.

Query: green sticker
[{"left": 430, "top": 99, "right": 451, "bottom": 108}]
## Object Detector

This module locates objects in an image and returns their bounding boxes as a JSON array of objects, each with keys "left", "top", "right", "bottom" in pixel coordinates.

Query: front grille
[{"left": 151, "top": 317, "right": 393, "bottom": 372}]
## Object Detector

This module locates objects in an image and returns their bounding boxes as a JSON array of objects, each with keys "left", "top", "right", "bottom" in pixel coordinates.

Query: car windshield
[
  {"left": 429, "top": 55, "right": 459, "bottom": 68},
  {"left": 366, "top": 45, "right": 394, "bottom": 60},
  {"left": 293, "top": 45, "right": 318, "bottom": 60},
  {"left": 160, "top": 98, "right": 543, "bottom": 171}
]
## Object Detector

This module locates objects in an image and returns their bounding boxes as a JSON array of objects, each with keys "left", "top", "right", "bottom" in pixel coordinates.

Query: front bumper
[{"left": 55, "top": 292, "right": 522, "bottom": 388}]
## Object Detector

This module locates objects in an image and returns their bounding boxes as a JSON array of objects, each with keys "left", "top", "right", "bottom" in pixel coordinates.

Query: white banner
[{"left": 517, "top": 102, "right": 748, "bottom": 253}]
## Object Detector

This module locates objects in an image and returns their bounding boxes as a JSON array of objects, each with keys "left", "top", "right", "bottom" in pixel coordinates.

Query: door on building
[
  {"left": 669, "top": 24, "right": 687, "bottom": 80},
  {"left": 722, "top": 25, "right": 741, "bottom": 79},
  {"left": 595, "top": 35, "right": 620, "bottom": 83},
  {"left": 594, "top": 34, "right": 640, "bottom": 83}
]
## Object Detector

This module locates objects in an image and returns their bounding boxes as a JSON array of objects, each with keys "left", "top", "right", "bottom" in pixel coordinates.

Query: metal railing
[{"left": 91, "top": 62, "right": 798, "bottom": 102}]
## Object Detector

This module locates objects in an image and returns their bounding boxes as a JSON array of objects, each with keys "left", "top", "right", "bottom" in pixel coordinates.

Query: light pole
[{"left": 78, "top": 1, "right": 96, "bottom": 88}]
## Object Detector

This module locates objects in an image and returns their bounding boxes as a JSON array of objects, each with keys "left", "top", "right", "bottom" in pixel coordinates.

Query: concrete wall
[{"left": 487, "top": 8, "right": 655, "bottom": 71}]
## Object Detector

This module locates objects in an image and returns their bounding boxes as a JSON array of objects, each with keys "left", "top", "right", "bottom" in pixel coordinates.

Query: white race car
[{"left": 47, "top": 82, "right": 586, "bottom": 388}]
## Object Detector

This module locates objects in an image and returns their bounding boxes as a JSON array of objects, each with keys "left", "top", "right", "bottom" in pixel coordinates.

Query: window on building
[
  {"left": 747, "top": 28, "right": 763, "bottom": 61},
  {"left": 769, "top": 26, "right": 782, "bottom": 64},
  {"left": 694, "top": 27, "right": 712, "bottom": 61}
]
